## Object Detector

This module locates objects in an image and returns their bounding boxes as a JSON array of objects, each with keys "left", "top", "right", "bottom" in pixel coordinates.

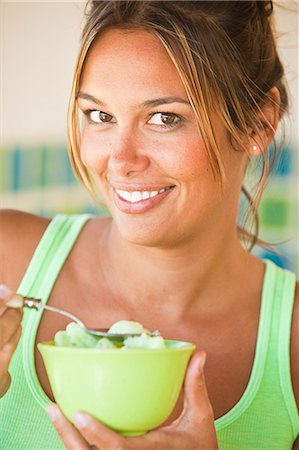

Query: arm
[
  {"left": 291, "top": 282, "right": 299, "bottom": 450},
  {"left": 0, "top": 209, "right": 49, "bottom": 291},
  {"left": 0, "top": 285, "right": 23, "bottom": 397},
  {"left": 0, "top": 209, "right": 49, "bottom": 397}
]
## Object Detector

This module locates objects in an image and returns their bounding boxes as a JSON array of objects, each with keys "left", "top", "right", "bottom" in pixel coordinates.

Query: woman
[{"left": 0, "top": 1, "right": 298, "bottom": 449}]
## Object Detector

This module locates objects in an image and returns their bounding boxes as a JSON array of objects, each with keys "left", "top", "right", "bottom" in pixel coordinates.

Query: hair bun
[{"left": 256, "top": 0, "right": 273, "bottom": 18}]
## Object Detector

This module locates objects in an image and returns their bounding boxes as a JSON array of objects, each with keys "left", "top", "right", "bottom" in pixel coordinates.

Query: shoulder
[
  {"left": 0, "top": 208, "right": 50, "bottom": 232},
  {"left": 291, "top": 279, "right": 299, "bottom": 413},
  {"left": 0, "top": 209, "right": 50, "bottom": 290}
]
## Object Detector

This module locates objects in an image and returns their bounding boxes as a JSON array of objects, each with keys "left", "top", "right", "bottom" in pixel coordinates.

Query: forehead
[{"left": 80, "top": 28, "right": 187, "bottom": 100}]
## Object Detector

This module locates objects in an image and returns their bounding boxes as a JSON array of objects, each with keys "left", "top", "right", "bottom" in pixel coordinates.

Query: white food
[
  {"left": 108, "top": 320, "right": 148, "bottom": 335},
  {"left": 54, "top": 320, "right": 165, "bottom": 349},
  {"left": 123, "top": 333, "right": 165, "bottom": 349}
]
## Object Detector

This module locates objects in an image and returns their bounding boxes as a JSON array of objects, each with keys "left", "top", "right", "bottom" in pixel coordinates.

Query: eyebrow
[{"left": 77, "top": 92, "right": 190, "bottom": 108}]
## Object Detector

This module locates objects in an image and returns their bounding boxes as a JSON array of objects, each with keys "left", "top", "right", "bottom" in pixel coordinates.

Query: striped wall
[{"left": 0, "top": 143, "right": 297, "bottom": 273}]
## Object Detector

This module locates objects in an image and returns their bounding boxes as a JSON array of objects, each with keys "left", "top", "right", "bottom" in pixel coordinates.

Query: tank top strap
[
  {"left": 17, "top": 213, "right": 92, "bottom": 407},
  {"left": 18, "top": 214, "right": 92, "bottom": 299},
  {"left": 263, "top": 259, "right": 299, "bottom": 437}
]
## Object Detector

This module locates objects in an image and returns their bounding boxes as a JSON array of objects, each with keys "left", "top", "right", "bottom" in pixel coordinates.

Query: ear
[{"left": 247, "top": 87, "right": 280, "bottom": 156}]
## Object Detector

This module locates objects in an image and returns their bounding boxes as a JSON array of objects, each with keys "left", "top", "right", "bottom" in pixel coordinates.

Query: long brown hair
[{"left": 67, "top": 1, "right": 288, "bottom": 250}]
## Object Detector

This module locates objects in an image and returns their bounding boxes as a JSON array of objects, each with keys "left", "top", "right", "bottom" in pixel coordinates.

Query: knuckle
[
  {"left": 48, "top": 411, "right": 65, "bottom": 434},
  {"left": 0, "top": 311, "right": 22, "bottom": 346},
  {"left": 0, "top": 372, "right": 11, "bottom": 397},
  {"left": 101, "top": 441, "right": 127, "bottom": 450},
  {"left": 187, "top": 401, "right": 214, "bottom": 429},
  {"left": 0, "top": 351, "right": 9, "bottom": 369},
  {"left": 114, "top": 445, "right": 128, "bottom": 450},
  {"left": 10, "top": 308, "right": 23, "bottom": 322},
  {"left": 2, "top": 341, "right": 13, "bottom": 354},
  {"left": 197, "top": 407, "right": 214, "bottom": 426},
  {"left": 88, "top": 421, "right": 100, "bottom": 434},
  {"left": 16, "top": 324, "right": 22, "bottom": 339},
  {"left": 0, "top": 329, "right": 4, "bottom": 346},
  {"left": 0, "top": 328, "right": 8, "bottom": 348},
  {"left": 179, "top": 414, "right": 192, "bottom": 429},
  {"left": 195, "top": 372, "right": 207, "bottom": 391},
  {"left": 50, "top": 414, "right": 61, "bottom": 429},
  {"left": 53, "top": 419, "right": 68, "bottom": 439}
]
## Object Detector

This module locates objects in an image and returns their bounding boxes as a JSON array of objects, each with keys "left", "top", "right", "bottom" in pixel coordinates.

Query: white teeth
[
  {"left": 115, "top": 187, "right": 173, "bottom": 203},
  {"left": 142, "top": 191, "right": 150, "bottom": 200},
  {"left": 116, "top": 190, "right": 132, "bottom": 201},
  {"left": 131, "top": 191, "right": 143, "bottom": 202}
]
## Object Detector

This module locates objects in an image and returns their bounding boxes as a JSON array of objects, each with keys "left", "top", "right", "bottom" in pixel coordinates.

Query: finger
[
  {"left": 0, "top": 371, "right": 11, "bottom": 397},
  {"left": 46, "top": 403, "right": 90, "bottom": 450},
  {"left": 0, "top": 286, "right": 24, "bottom": 315},
  {"left": 4, "top": 294, "right": 24, "bottom": 309},
  {"left": 0, "top": 284, "right": 13, "bottom": 301},
  {"left": 181, "top": 351, "right": 214, "bottom": 423},
  {"left": 0, "top": 326, "right": 22, "bottom": 397},
  {"left": 0, "top": 325, "right": 22, "bottom": 372},
  {"left": 74, "top": 412, "right": 127, "bottom": 450},
  {"left": 170, "top": 351, "right": 219, "bottom": 449},
  {"left": 0, "top": 284, "right": 13, "bottom": 314},
  {"left": 0, "top": 308, "right": 23, "bottom": 346}
]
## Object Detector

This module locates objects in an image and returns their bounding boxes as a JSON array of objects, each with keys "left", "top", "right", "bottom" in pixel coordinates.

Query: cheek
[
  {"left": 171, "top": 138, "right": 211, "bottom": 182},
  {"left": 80, "top": 132, "right": 108, "bottom": 174}
]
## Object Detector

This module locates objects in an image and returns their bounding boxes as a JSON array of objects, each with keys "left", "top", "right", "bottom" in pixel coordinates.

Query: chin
[
  {"left": 114, "top": 216, "right": 169, "bottom": 247},
  {"left": 113, "top": 215, "right": 188, "bottom": 249},
  {"left": 116, "top": 221, "right": 165, "bottom": 247}
]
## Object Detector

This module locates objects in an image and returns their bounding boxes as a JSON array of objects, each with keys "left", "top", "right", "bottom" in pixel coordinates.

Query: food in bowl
[
  {"left": 54, "top": 320, "right": 166, "bottom": 349},
  {"left": 38, "top": 320, "right": 195, "bottom": 436}
]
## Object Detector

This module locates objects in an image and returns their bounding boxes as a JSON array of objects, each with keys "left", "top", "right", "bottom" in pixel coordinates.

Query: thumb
[{"left": 182, "top": 351, "right": 214, "bottom": 422}]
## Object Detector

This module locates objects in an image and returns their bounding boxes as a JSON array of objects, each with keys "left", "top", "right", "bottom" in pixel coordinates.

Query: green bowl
[{"left": 38, "top": 340, "right": 195, "bottom": 436}]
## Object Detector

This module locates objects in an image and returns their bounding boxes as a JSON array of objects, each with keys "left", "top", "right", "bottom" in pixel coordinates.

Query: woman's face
[{"left": 78, "top": 28, "right": 247, "bottom": 247}]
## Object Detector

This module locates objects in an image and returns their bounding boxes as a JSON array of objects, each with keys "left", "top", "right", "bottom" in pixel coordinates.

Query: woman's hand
[
  {"left": 47, "top": 351, "right": 219, "bottom": 450},
  {"left": 0, "top": 284, "right": 23, "bottom": 398}
]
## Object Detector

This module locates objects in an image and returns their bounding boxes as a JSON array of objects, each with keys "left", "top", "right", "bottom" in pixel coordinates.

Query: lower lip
[{"left": 113, "top": 187, "right": 175, "bottom": 214}]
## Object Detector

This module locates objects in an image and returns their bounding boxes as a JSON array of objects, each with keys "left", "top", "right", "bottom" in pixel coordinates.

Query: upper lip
[{"left": 109, "top": 183, "right": 175, "bottom": 192}]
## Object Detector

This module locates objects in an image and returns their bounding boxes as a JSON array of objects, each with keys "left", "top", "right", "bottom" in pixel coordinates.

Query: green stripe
[{"left": 18, "top": 214, "right": 92, "bottom": 407}]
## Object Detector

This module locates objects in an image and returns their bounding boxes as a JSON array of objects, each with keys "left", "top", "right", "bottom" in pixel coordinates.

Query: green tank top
[{"left": 0, "top": 214, "right": 298, "bottom": 449}]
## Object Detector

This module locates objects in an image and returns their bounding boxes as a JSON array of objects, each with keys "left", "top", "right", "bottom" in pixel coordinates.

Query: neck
[{"left": 100, "top": 220, "right": 258, "bottom": 322}]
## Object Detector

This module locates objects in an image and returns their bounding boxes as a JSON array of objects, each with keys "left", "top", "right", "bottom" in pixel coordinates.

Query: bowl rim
[{"left": 37, "top": 340, "right": 196, "bottom": 353}]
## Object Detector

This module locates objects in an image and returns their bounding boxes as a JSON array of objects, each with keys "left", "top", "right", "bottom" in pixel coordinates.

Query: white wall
[
  {"left": 274, "top": 1, "right": 298, "bottom": 147},
  {"left": 0, "top": 1, "right": 298, "bottom": 145},
  {"left": 0, "top": 1, "right": 84, "bottom": 145}
]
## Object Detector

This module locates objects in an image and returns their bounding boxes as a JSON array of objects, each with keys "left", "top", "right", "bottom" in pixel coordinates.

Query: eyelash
[{"left": 82, "top": 110, "right": 183, "bottom": 129}]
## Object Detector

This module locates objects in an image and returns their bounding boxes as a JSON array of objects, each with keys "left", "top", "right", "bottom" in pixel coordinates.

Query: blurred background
[{"left": 0, "top": 1, "right": 298, "bottom": 272}]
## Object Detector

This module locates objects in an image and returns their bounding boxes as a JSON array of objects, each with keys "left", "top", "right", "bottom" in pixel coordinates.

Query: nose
[{"left": 107, "top": 129, "right": 150, "bottom": 177}]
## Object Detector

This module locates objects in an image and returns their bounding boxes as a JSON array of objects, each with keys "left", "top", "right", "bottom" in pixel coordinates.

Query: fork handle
[
  {"left": 5, "top": 294, "right": 42, "bottom": 310},
  {"left": 23, "top": 297, "right": 43, "bottom": 310}
]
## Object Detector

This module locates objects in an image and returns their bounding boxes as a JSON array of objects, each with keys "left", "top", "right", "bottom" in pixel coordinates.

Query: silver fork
[{"left": 6, "top": 294, "right": 160, "bottom": 340}]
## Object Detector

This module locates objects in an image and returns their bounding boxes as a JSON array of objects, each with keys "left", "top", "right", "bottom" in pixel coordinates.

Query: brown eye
[
  {"left": 89, "top": 111, "right": 115, "bottom": 124},
  {"left": 160, "top": 113, "right": 176, "bottom": 124},
  {"left": 148, "top": 112, "right": 181, "bottom": 127}
]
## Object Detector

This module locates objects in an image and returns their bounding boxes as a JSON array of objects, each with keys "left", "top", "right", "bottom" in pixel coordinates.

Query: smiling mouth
[{"left": 115, "top": 185, "right": 175, "bottom": 203}]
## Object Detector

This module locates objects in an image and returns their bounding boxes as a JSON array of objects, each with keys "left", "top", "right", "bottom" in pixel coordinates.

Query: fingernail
[
  {"left": 5, "top": 295, "right": 24, "bottom": 309},
  {"left": 198, "top": 352, "right": 206, "bottom": 372},
  {"left": 46, "top": 404, "right": 60, "bottom": 421},
  {"left": 0, "top": 284, "right": 12, "bottom": 299},
  {"left": 74, "top": 412, "right": 89, "bottom": 428}
]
